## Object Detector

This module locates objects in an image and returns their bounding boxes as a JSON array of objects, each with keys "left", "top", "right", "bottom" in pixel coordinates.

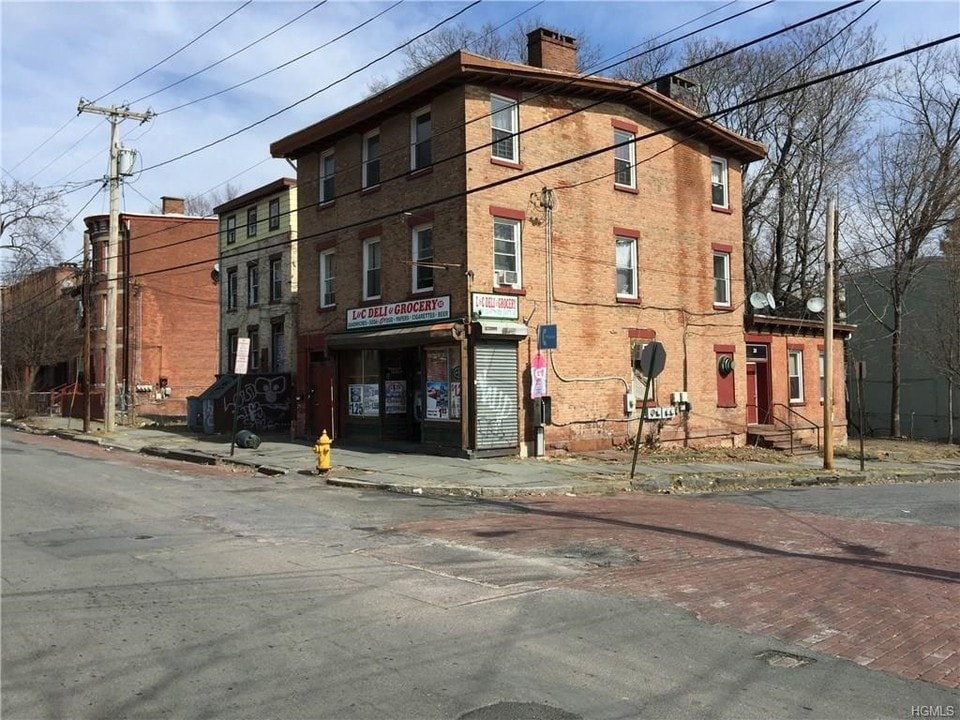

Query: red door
[
  {"left": 746, "top": 362, "right": 758, "bottom": 424},
  {"left": 310, "top": 361, "right": 336, "bottom": 439}
]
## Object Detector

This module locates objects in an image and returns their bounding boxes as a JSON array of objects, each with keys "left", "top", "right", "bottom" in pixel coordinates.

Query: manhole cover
[
  {"left": 458, "top": 701, "right": 581, "bottom": 720},
  {"left": 756, "top": 649, "right": 815, "bottom": 668}
]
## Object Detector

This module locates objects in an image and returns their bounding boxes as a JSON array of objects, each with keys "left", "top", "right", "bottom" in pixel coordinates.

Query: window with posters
[
  {"left": 425, "top": 347, "right": 460, "bottom": 421},
  {"left": 344, "top": 349, "right": 380, "bottom": 417}
]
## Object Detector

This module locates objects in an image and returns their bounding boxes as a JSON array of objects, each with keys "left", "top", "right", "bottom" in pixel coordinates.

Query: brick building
[
  {"left": 83, "top": 197, "right": 219, "bottom": 422},
  {"left": 271, "top": 29, "right": 847, "bottom": 455}
]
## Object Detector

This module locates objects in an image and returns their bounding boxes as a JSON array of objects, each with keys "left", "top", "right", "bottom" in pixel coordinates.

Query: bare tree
[
  {"left": 0, "top": 179, "right": 69, "bottom": 282},
  {"left": 847, "top": 45, "right": 960, "bottom": 436}
]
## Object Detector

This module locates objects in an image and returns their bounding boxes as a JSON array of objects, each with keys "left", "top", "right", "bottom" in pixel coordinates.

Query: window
[
  {"left": 320, "top": 150, "right": 335, "bottom": 203},
  {"left": 227, "top": 329, "right": 238, "bottom": 373},
  {"left": 268, "top": 198, "right": 280, "bottom": 231},
  {"left": 247, "top": 263, "right": 259, "bottom": 306},
  {"left": 616, "top": 235, "right": 637, "bottom": 298},
  {"left": 271, "top": 321, "right": 285, "bottom": 373},
  {"left": 363, "top": 237, "right": 381, "bottom": 300},
  {"left": 269, "top": 257, "right": 282, "bottom": 301},
  {"left": 424, "top": 347, "right": 462, "bottom": 421},
  {"left": 362, "top": 129, "right": 380, "bottom": 188},
  {"left": 412, "top": 225, "right": 433, "bottom": 292},
  {"left": 411, "top": 106, "right": 432, "bottom": 171},
  {"left": 320, "top": 249, "right": 336, "bottom": 307},
  {"left": 248, "top": 326, "right": 260, "bottom": 372},
  {"left": 788, "top": 349, "right": 804, "bottom": 403},
  {"left": 246, "top": 207, "right": 257, "bottom": 237},
  {"left": 631, "top": 341, "right": 654, "bottom": 404},
  {"left": 819, "top": 351, "right": 826, "bottom": 402},
  {"left": 345, "top": 349, "right": 380, "bottom": 417},
  {"left": 226, "top": 267, "right": 238, "bottom": 310},
  {"left": 226, "top": 215, "right": 236, "bottom": 244},
  {"left": 490, "top": 94, "right": 519, "bottom": 162},
  {"left": 493, "top": 217, "right": 521, "bottom": 288},
  {"left": 713, "top": 251, "right": 731, "bottom": 306},
  {"left": 711, "top": 157, "right": 728, "bottom": 208},
  {"left": 614, "top": 129, "right": 636, "bottom": 188}
]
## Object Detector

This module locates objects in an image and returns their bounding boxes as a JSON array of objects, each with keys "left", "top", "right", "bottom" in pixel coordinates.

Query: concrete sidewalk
[{"left": 8, "top": 415, "right": 960, "bottom": 497}]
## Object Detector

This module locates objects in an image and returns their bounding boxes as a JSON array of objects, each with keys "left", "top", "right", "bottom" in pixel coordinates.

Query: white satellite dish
[
  {"left": 765, "top": 292, "right": 776, "bottom": 310},
  {"left": 749, "top": 292, "right": 769, "bottom": 310},
  {"left": 806, "top": 297, "right": 825, "bottom": 313}
]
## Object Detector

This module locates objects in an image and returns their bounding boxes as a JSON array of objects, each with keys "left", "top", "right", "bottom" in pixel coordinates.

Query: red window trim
[
  {"left": 713, "top": 344, "right": 736, "bottom": 353},
  {"left": 611, "top": 118, "right": 639, "bottom": 134},
  {"left": 628, "top": 328, "right": 656, "bottom": 339},
  {"left": 359, "top": 225, "right": 382, "bottom": 240},
  {"left": 712, "top": 243, "right": 734, "bottom": 253},
  {"left": 614, "top": 226, "right": 640, "bottom": 239},
  {"left": 489, "top": 205, "right": 525, "bottom": 221},
  {"left": 405, "top": 211, "right": 434, "bottom": 228},
  {"left": 316, "top": 238, "right": 337, "bottom": 252},
  {"left": 490, "top": 158, "right": 523, "bottom": 170}
]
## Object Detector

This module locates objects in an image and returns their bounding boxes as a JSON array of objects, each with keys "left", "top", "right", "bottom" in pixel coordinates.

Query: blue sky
[{"left": 2, "top": 0, "right": 958, "bottom": 265}]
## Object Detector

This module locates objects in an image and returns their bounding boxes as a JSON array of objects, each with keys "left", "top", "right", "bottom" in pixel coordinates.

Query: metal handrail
[
  {"left": 771, "top": 403, "right": 821, "bottom": 450},
  {"left": 746, "top": 403, "right": 795, "bottom": 452}
]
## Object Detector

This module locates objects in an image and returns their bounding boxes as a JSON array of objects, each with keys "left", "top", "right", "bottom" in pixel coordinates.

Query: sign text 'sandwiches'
[{"left": 347, "top": 296, "right": 451, "bottom": 330}]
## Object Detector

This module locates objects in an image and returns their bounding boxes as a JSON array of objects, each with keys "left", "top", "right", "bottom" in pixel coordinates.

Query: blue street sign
[{"left": 537, "top": 324, "right": 558, "bottom": 350}]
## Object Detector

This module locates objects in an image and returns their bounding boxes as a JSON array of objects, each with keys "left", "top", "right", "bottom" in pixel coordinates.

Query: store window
[
  {"left": 345, "top": 349, "right": 380, "bottom": 417},
  {"left": 425, "top": 347, "right": 461, "bottom": 421}
]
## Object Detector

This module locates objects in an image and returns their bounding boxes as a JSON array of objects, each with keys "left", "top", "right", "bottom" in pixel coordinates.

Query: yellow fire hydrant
[{"left": 313, "top": 430, "right": 332, "bottom": 474}]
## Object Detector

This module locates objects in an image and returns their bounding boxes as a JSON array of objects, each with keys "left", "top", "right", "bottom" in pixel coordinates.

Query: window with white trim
[
  {"left": 713, "top": 251, "right": 731, "bottom": 306},
  {"left": 788, "top": 349, "right": 804, "bottom": 403},
  {"left": 616, "top": 235, "right": 638, "bottom": 298},
  {"left": 614, "top": 129, "right": 636, "bottom": 188},
  {"left": 412, "top": 224, "right": 433, "bottom": 292},
  {"left": 248, "top": 326, "right": 260, "bottom": 372},
  {"left": 410, "top": 106, "right": 432, "bottom": 171},
  {"left": 227, "top": 329, "right": 238, "bottom": 373},
  {"left": 271, "top": 320, "right": 285, "bottom": 373},
  {"left": 711, "top": 156, "right": 728, "bottom": 208},
  {"left": 269, "top": 257, "right": 282, "bottom": 301},
  {"left": 226, "top": 267, "right": 238, "bottom": 311},
  {"left": 363, "top": 237, "right": 381, "bottom": 300},
  {"left": 247, "top": 263, "right": 259, "bottom": 306},
  {"left": 493, "top": 217, "right": 521, "bottom": 288},
  {"left": 320, "top": 150, "right": 335, "bottom": 203},
  {"left": 490, "top": 94, "right": 519, "bottom": 162},
  {"left": 226, "top": 215, "right": 236, "bottom": 244},
  {"left": 320, "top": 249, "right": 336, "bottom": 307},
  {"left": 362, "top": 129, "right": 380, "bottom": 188}
]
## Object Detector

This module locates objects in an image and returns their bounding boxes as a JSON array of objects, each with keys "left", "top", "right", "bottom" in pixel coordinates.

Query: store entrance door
[{"left": 309, "top": 355, "right": 336, "bottom": 439}]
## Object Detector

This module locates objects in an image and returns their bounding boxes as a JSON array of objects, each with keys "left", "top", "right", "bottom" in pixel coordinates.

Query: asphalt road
[{"left": 2, "top": 427, "right": 957, "bottom": 720}]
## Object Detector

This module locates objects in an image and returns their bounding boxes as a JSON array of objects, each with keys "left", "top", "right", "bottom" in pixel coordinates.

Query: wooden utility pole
[
  {"left": 823, "top": 198, "right": 836, "bottom": 470},
  {"left": 82, "top": 231, "right": 91, "bottom": 433},
  {"left": 77, "top": 100, "right": 153, "bottom": 431}
]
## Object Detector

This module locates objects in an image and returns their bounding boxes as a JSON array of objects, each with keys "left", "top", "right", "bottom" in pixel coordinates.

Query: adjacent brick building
[
  {"left": 83, "top": 197, "right": 219, "bottom": 422},
  {"left": 271, "top": 28, "right": 848, "bottom": 455}
]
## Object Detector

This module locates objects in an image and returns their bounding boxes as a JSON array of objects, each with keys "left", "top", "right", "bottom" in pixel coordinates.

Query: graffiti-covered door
[{"left": 310, "top": 359, "right": 336, "bottom": 439}]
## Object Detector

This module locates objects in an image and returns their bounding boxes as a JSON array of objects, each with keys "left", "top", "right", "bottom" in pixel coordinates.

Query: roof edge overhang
[
  {"left": 747, "top": 313, "right": 856, "bottom": 339},
  {"left": 213, "top": 177, "right": 297, "bottom": 216}
]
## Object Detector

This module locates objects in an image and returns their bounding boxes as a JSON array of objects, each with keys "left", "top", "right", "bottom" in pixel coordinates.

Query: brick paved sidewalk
[{"left": 396, "top": 493, "right": 960, "bottom": 689}]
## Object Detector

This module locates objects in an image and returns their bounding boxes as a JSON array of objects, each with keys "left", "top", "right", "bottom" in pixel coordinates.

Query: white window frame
[
  {"left": 412, "top": 224, "right": 433, "bottom": 293},
  {"left": 226, "top": 215, "right": 236, "bottom": 244},
  {"left": 269, "top": 256, "right": 282, "bottom": 302},
  {"left": 616, "top": 235, "right": 638, "bottom": 298},
  {"left": 248, "top": 327, "right": 260, "bottom": 371},
  {"left": 410, "top": 106, "right": 432, "bottom": 171},
  {"left": 363, "top": 237, "right": 381, "bottom": 301},
  {"left": 362, "top": 129, "right": 381, "bottom": 189},
  {"left": 271, "top": 320, "right": 285, "bottom": 373},
  {"left": 493, "top": 217, "right": 521, "bottom": 288},
  {"left": 247, "top": 263, "right": 259, "bottom": 306},
  {"left": 614, "top": 129, "right": 636, "bottom": 189},
  {"left": 320, "top": 149, "right": 335, "bottom": 204},
  {"left": 711, "top": 156, "right": 729, "bottom": 208},
  {"left": 226, "top": 267, "right": 238, "bottom": 311},
  {"left": 788, "top": 349, "right": 804, "bottom": 403},
  {"left": 713, "top": 251, "right": 731, "bottom": 306},
  {"left": 490, "top": 94, "right": 519, "bottom": 163},
  {"left": 319, "top": 249, "right": 336, "bottom": 308}
]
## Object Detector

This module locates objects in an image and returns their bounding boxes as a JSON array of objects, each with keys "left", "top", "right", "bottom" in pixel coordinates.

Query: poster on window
[
  {"left": 348, "top": 384, "right": 363, "bottom": 416},
  {"left": 450, "top": 382, "right": 461, "bottom": 419},
  {"left": 384, "top": 380, "right": 406, "bottom": 414},
  {"left": 362, "top": 383, "right": 379, "bottom": 416},
  {"left": 426, "top": 380, "right": 449, "bottom": 419}
]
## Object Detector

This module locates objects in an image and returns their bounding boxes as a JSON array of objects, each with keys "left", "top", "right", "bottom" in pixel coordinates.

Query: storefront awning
[{"left": 325, "top": 322, "right": 459, "bottom": 350}]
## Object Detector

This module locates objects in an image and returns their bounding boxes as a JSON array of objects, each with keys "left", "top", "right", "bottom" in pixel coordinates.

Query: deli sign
[
  {"left": 347, "top": 295, "right": 451, "bottom": 330},
  {"left": 472, "top": 292, "right": 519, "bottom": 320}
]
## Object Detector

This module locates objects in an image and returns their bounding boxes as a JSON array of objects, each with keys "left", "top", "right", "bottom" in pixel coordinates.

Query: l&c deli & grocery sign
[{"left": 346, "top": 296, "right": 451, "bottom": 330}]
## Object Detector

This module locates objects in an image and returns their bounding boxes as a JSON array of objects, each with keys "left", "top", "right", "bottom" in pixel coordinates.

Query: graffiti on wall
[{"left": 223, "top": 374, "right": 292, "bottom": 431}]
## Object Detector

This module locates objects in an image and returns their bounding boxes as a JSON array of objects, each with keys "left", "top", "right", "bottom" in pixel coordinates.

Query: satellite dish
[
  {"left": 806, "top": 297, "right": 825, "bottom": 313},
  {"left": 765, "top": 292, "right": 776, "bottom": 310},
  {"left": 211, "top": 262, "right": 220, "bottom": 285},
  {"left": 749, "top": 292, "right": 768, "bottom": 310}
]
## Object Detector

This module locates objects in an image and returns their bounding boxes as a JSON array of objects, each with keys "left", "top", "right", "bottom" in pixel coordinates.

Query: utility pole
[
  {"left": 82, "top": 231, "right": 92, "bottom": 433},
  {"left": 77, "top": 100, "right": 153, "bottom": 431},
  {"left": 823, "top": 197, "right": 836, "bottom": 470}
]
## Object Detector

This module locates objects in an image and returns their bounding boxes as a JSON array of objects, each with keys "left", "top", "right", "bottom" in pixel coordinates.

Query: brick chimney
[
  {"left": 161, "top": 196, "right": 185, "bottom": 214},
  {"left": 526, "top": 28, "right": 578, "bottom": 73}
]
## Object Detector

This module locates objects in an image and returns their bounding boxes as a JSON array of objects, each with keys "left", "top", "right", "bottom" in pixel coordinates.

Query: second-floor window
[
  {"left": 614, "top": 129, "right": 636, "bottom": 188},
  {"left": 268, "top": 198, "right": 280, "bottom": 231},
  {"left": 269, "top": 257, "right": 282, "bottom": 301},
  {"left": 227, "top": 329, "right": 238, "bottom": 373},
  {"left": 411, "top": 106, "right": 432, "bottom": 171},
  {"left": 226, "top": 215, "right": 236, "bottom": 244},
  {"left": 363, "top": 129, "right": 380, "bottom": 188},
  {"left": 412, "top": 225, "right": 433, "bottom": 292},
  {"left": 271, "top": 321, "right": 285, "bottom": 373},
  {"left": 226, "top": 267, "right": 238, "bottom": 310},
  {"left": 363, "top": 237, "right": 381, "bottom": 300},
  {"left": 788, "top": 349, "right": 804, "bottom": 403},
  {"left": 320, "top": 249, "right": 336, "bottom": 307},
  {"left": 711, "top": 157, "right": 729, "bottom": 208},
  {"left": 247, "top": 207, "right": 257, "bottom": 237},
  {"left": 320, "top": 150, "right": 335, "bottom": 203},
  {"left": 713, "top": 251, "right": 731, "bottom": 306},
  {"left": 248, "top": 326, "right": 260, "bottom": 372},
  {"left": 247, "top": 263, "right": 259, "bottom": 306},
  {"left": 491, "top": 94, "right": 518, "bottom": 162},
  {"left": 493, "top": 217, "right": 521, "bottom": 288},
  {"left": 616, "top": 235, "right": 638, "bottom": 298}
]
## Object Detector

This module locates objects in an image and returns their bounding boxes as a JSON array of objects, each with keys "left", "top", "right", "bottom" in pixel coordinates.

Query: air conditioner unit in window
[{"left": 494, "top": 269, "right": 518, "bottom": 286}]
